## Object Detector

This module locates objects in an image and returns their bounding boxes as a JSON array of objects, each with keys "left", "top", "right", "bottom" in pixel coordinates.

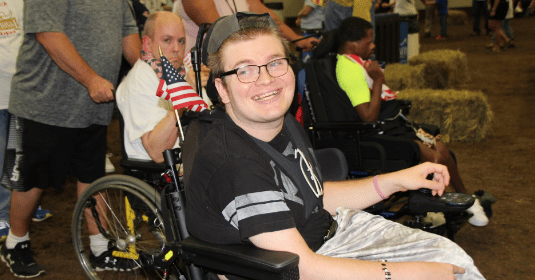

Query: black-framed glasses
[{"left": 219, "top": 57, "right": 290, "bottom": 83}]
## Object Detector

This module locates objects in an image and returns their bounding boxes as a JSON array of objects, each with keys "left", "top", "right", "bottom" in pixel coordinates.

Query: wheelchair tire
[{"left": 72, "top": 174, "right": 182, "bottom": 280}]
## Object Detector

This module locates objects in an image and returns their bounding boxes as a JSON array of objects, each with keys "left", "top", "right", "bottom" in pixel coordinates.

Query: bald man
[{"left": 117, "top": 11, "right": 207, "bottom": 163}]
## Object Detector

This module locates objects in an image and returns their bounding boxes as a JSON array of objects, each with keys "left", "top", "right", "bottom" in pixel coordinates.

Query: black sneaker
[
  {"left": 90, "top": 249, "right": 140, "bottom": 272},
  {"left": 1, "top": 241, "right": 45, "bottom": 278}
]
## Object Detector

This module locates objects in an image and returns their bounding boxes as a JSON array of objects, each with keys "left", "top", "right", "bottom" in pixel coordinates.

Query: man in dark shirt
[{"left": 186, "top": 12, "right": 485, "bottom": 280}]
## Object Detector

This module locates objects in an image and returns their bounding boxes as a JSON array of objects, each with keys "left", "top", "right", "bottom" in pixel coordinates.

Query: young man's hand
[
  {"left": 390, "top": 162, "right": 450, "bottom": 196},
  {"left": 363, "top": 61, "right": 385, "bottom": 83}
]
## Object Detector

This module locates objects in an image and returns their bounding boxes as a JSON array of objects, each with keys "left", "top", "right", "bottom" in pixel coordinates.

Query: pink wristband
[{"left": 373, "top": 175, "right": 387, "bottom": 200}]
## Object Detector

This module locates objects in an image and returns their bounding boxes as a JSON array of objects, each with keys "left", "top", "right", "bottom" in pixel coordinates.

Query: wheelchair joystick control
[
  {"left": 409, "top": 190, "right": 476, "bottom": 215},
  {"left": 418, "top": 188, "right": 433, "bottom": 195}
]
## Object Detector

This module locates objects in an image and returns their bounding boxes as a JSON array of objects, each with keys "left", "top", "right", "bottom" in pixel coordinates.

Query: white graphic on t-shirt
[{"left": 0, "top": 2, "right": 21, "bottom": 38}]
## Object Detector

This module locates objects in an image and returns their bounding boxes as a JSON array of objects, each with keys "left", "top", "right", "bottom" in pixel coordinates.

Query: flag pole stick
[
  {"left": 175, "top": 109, "right": 185, "bottom": 146},
  {"left": 160, "top": 46, "right": 186, "bottom": 146}
]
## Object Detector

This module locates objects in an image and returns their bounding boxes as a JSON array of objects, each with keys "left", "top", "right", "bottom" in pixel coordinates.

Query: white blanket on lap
[{"left": 317, "top": 207, "right": 485, "bottom": 280}]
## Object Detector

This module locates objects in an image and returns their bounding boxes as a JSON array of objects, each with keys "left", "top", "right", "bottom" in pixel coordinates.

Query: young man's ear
[{"left": 214, "top": 78, "right": 230, "bottom": 104}]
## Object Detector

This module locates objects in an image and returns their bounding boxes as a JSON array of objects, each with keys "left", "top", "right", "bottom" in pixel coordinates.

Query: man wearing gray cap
[{"left": 185, "top": 12, "right": 485, "bottom": 280}]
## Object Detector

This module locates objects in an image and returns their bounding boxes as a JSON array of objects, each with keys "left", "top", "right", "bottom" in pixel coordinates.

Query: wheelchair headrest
[{"left": 312, "top": 29, "right": 339, "bottom": 59}]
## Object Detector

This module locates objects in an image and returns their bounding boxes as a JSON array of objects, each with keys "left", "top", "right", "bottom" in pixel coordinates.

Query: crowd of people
[{"left": 2, "top": 0, "right": 528, "bottom": 278}]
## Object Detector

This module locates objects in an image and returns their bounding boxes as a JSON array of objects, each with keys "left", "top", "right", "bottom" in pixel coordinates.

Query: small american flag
[{"left": 156, "top": 55, "right": 208, "bottom": 112}]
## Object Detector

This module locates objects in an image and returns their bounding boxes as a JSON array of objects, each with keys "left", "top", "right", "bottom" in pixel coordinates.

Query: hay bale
[
  {"left": 385, "top": 62, "right": 450, "bottom": 90},
  {"left": 408, "top": 49, "right": 469, "bottom": 89},
  {"left": 448, "top": 9, "right": 468, "bottom": 25},
  {"left": 384, "top": 63, "right": 427, "bottom": 91},
  {"left": 397, "top": 89, "right": 494, "bottom": 143}
]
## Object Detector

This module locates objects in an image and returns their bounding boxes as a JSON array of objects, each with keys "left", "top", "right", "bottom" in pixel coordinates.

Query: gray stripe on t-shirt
[{"left": 222, "top": 191, "right": 290, "bottom": 229}]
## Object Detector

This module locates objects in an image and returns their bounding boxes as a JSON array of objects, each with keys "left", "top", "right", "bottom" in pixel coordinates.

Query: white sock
[
  {"left": 89, "top": 233, "right": 108, "bottom": 257},
  {"left": 5, "top": 229, "right": 30, "bottom": 249}
]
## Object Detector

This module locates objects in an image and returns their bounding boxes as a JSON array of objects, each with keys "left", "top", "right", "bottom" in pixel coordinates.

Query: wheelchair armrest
[
  {"left": 310, "top": 121, "right": 381, "bottom": 132},
  {"left": 180, "top": 236, "right": 300, "bottom": 280},
  {"left": 120, "top": 158, "right": 166, "bottom": 172}
]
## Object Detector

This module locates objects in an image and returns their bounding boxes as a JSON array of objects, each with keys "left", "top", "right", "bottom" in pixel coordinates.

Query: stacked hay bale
[
  {"left": 408, "top": 49, "right": 469, "bottom": 88},
  {"left": 384, "top": 50, "right": 493, "bottom": 142},
  {"left": 385, "top": 49, "right": 469, "bottom": 91},
  {"left": 397, "top": 89, "right": 494, "bottom": 143}
]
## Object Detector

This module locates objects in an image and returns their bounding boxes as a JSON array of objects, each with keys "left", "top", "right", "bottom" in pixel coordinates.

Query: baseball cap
[{"left": 201, "top": 12, "right": 277, "bottom": 66}]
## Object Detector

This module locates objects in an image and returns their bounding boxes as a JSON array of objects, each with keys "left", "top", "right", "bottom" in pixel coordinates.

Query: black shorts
[{"left": 1, "top": 117, "right": 107, "bottom": 192}]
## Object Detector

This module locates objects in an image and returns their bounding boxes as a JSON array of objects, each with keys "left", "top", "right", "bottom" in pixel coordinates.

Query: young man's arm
[
  {"left": 337, "top": 56, "right": 382, "bottom": 122},
  {"left": 322, "top": 162, "right": 449, "bottom": 214},
  {"left": 354, "top": 60, "right": 384, "bottom": 121},
  {"left": 249, "top": 226, "right": 463, "bottom": 279},
  {"left": 35, "top": 32, "right": 114, "bottom": 104}
]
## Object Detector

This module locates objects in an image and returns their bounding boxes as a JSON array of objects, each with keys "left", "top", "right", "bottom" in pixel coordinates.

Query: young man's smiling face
[{"left": 215, "top": 34, "right": 295, "bottom": 131}]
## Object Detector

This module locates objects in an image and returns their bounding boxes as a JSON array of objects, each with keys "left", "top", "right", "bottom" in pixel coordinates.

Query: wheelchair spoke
[{"left": 72, "top": 175, "right": 183, "bottom": 280}]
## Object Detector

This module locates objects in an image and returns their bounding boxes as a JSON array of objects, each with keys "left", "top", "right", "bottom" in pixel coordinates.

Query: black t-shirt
[{"left": 185, "top": 114, "right": 332, "bottom": 248}]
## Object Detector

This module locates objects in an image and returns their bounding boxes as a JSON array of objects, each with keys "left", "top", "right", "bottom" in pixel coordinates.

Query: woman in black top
[{"left": 488, "top": 0, "right": 511, "bottom": 52}]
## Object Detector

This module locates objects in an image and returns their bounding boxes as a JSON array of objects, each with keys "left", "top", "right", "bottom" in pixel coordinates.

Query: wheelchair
[
  {"left": 72, "top": 111, "right": 308, "bottom": 280},
  {"left": 296, "top": 29, "right": 476, "bottom": 238}
]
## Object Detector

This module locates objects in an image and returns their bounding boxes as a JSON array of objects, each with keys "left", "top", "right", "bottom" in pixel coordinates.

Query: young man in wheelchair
[
  {"left": 185, "top": 12, "right": 485, "bottom": 280},
  {"left": 333, "top": 17, "right": 488, "bottom": 226}
]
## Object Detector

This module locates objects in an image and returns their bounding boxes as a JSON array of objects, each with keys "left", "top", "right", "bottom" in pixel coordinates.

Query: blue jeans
[
  {"left": 472, "top": 0, "right": 489, "bottom": 34},
  {"left": 324, "top": 0, "right": 353, "bottom": 30},
  {"left": 491, "top": 19, "right": 514, "bottom": 43},
  {"left": 439, "top": 14, "right": 448, "bottom": 36},
  {"left": 501, "top": 19, "right": 514, "bottom": 40},
  {"left": 0, "top": 110, "right": 10, "bottom": 223}
]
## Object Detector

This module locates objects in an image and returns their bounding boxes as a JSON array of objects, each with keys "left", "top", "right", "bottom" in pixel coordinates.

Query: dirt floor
[{"left": 1, "top": 14, "right": 534, "bottom": 280}]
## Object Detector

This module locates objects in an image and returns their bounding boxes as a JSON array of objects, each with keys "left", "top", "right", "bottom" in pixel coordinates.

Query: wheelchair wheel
[{"left": 72, "top": 174, "right": 182, "bottom": 280}]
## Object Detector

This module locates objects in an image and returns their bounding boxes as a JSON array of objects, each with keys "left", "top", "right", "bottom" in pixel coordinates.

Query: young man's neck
[{"left": 228, "top": 111, "right": 285, "bottom": 142}]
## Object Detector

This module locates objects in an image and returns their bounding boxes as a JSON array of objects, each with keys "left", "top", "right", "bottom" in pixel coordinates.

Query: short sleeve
[
  {"left": 336, "top": 54, "right": 370, "bottom": 107},
  {"left": 122, "top": 0, "right": 139, "bottom": 38},
  {"left": 24, "top": 0, "right": 69, "bottom": 34}
]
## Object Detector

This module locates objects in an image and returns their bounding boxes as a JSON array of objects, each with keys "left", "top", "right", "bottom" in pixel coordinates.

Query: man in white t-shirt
[
  {"left": 0, "top": 0, "right": 24, "bottom": 244},
  {"left": 116, "top": 11, "right": 209, "bottom": 163},
  {"left": 173, "top": 0, "right": 319, "bottom": 52}
]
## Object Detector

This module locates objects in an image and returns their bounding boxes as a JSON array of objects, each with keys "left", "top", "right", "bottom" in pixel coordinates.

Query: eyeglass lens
[{"left": 236, "top": 58, "right": 289, "bottom": 83}]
